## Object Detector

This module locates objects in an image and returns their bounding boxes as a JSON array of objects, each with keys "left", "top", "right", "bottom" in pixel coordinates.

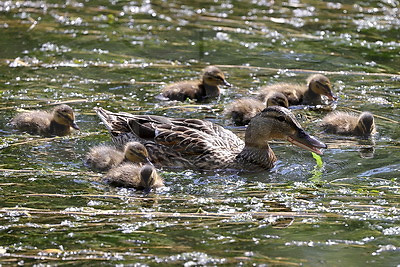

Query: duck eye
[{"left": 277, "top": 116, "right": 285, "bottom": 122}]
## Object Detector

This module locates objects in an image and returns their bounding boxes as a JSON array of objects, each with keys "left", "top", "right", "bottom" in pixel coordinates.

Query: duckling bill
[
  {"left": 10, "top": 104, "right": 79, "bottom": 137},
  {"left": 161, "top": 66, "right": 231, "bottom": 102},
  {"left": 95, "top": 106, "right": 327, "bottom": 172}
]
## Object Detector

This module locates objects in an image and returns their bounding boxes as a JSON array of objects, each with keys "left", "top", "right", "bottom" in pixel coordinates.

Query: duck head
[
  {"left": 53, "top": 104, "right": 80, "bottom": 130},
  {"left": 202, "top": 66, "right": 231, "bottom": 87},
  {"left": 246, "top": 106, "right": 327, "bottom": 155},
  {"left": 308, "top": 74, "right": 337, "bottom": 101}
]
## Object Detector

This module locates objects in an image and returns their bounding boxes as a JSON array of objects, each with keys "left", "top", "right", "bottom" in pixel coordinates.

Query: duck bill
[
  {"left": 71, "top": 121, "right": 80, "bottom": 130},
  {"left": 287, "top": 130, "right": 327, "bottom": 155},
  {"left": 223, "top": 79, "right": 232, "bottom": 87}
]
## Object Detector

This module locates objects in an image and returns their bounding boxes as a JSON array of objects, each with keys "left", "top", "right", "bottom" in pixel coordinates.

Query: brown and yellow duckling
[
  {"left": 10, "top": 104, "right": 79, "bottom": 137},
  {"left": 104, "top": 164, "right": 164, "bottom": 192},
  {"left": 319, "top": 111, "right": 376, "bottom": 137},
  {"left": 95, "top": 106, "right": 327, "bottom": 172},
  {"left": 257, "top": 74, "right": 336, "bottom": 106},
  {"left": 225, "top": 91, "right": 289, "bottom": 126},
  {"left": 161, "top": 66, "right": 231, "bottom": 101},
  {"left": 86, "top": 141, "right": 151, "bottom": 172}
]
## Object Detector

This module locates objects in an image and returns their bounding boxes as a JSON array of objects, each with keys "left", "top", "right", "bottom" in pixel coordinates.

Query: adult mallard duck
[
  {"left": 257, "top": 74, "right": 336, "bottom": 105},
  {"left": 104, "top": 164, "right": 164, "bottom": 192},
  {"left": 319, "top": 111, "right": 376, "bottom": 137},
  {"left": 10, "top": 104, "right": 79, "bottom": 137},
  {"left": 225, "top": 91, "right": 289, "bottom": 126},
  {"left": 86, "top": 141, "right": 151, "bottom": 172},
  {"left": 161, "top": 66, "right": 231, "bottom": 101},
  {"left": 95, "top": 106, "right": 326, "bottom": 171}
]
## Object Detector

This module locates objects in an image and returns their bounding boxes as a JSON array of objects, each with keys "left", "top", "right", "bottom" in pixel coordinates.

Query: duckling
[
  {"left": 86, "top": 141, "right": 151, "bottom": 172},
  {"left": 95, "top": 106, "right": 327, "bottom": 171},
  {"left": 319, "top": 111, "right": 376, "bottom": 137},
  {"left": 104, "top": 164, "right": 164, "bottom": 192},
  {"left": 10, "top": 104, "right": 79, "bottom": 137},
  {"left": 225, "top": 91, "right": 289, "bottom": 126},
  {"left": 257, "top": 74, "right": 336, "bottom": 106},
  {"left": 161, "top": 66, "right": 231, "bottom": 101}
]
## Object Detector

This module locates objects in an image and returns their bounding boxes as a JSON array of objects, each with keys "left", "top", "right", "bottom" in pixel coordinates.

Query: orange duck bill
[{"left": 287, "top": 129, "right": 327, "bottom": 155}]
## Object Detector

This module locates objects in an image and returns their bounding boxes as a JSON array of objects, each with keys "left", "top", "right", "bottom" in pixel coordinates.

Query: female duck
[
  {"left": 10, "top": 104, "right": 79, "bottom": 137},
  {"left": 257, "top": 74, "right": 336, "bottom": 106},
  {"left": 319, "top": 111, "right": 376, "bottom": 137},
  {"left": 104, "top": 164, "right": 164, "bottom": 192},
  {"left": 225, "top": 91, "right": 289, "bottom": 126},
  {"left": 86, "top": 141, "right": 151, "bottom": 172},
  {"left": 95, "top": 106, "right": 327, "bottom": 171},
  {"left": 161, "top": 66, "right": 231, "bottom": 101}
]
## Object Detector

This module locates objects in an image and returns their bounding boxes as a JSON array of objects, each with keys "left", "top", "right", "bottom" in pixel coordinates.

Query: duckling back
[
  {"left": 319, "top": 111, "right": 376, "bottom": 136},
  {"left": 257, "top": 83, "right": 303, "bottom": 105},
  {"left": 225, "top": 98, "right": 266, "bottom": 126},
  {"left": 162, "top": 80, "right": 203, "bottom": 101},
  {"left": 11, "top": 111, "right": 52, "bottom": 136},
  {"left": 85, "top": 145, "right": 125, "bottom": 172}
]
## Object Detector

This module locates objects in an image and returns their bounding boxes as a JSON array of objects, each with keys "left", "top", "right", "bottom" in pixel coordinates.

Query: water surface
[{"left": 0, "top": 0, "right": 399, "bottom": 265}]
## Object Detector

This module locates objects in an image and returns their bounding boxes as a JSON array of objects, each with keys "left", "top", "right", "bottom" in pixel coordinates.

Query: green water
[{"left": 0, "top": 0, "right": 399, "bottom": 265}]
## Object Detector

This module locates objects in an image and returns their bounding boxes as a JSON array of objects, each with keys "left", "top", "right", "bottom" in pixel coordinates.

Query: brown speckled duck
[
  {"left": 225, "top": 91, "right": 289, "bottom": 126},
  {"left": 10, "top": 104, "right": 79, "bottom": 137},
  {"left": 104, "top": 164, "right": 164, "bottom": 192},
  {"left": 319, "top": 111, "right": 376, "bottom": 137},
  {"left": 161, "top": 66, "right": 231, "bottom": 101},
  {"left": 257, "top": 74, "right": 336, "bottom": 105},
  {"left": 86, "top": 141, "right": 151, "bottom": 172},
  {"left": 95, "top": 106, "right": 326, "bottom": 172}
]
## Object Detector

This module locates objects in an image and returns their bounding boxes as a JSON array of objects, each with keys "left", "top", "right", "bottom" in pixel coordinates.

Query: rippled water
[{"left": 0, "top": 0, "right": 399, "bottom": 265}]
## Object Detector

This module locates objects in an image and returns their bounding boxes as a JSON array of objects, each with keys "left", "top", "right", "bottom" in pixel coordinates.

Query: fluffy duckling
[
  {"left": 161, "top": 66, "right": 231, "bottom": 101},
  {"left": 225, "top": 91, "right": 289, "bottom": 126},
  {"left": 10, "top": 104, "right": 79, "bottom": 137},
  {"left": 257, "top": 74, "right": 336, "bottom": 105},
  {"left": 319, "top": 111, "right": 376, "bottom": 137},
  {"left": 86, "top": 141, "right": 151, "bottom": 172},
  {"left": 104, "top": 164, "right": 164, "bottom": 192}
]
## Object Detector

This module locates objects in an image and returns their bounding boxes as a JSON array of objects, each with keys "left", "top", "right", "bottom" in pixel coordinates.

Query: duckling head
[
  {"left": 308, "top": 74, "right": 337, "bottom": 101},
  {"left": 53, "top": 105, "right": 80, "bottom": 130},
  {"left": 124, "top": 142, "right": 152, "bottom": 164},
  {"left": 266, "top": 91, "right": 289, "bottom": 108},
  {"left": 246, "top": 106, "right": 327, "bottom": 154},
  {"left": 357, "top": 112, "right": 376, "bottom": 136},
  {"left": 140, "top": 164, "right": 158, "bottom": 193},
  {"left": 202, "top": 66, "right": 231, "bottom": 87}
]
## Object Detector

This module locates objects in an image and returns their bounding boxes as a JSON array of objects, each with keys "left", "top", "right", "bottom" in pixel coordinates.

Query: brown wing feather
[{"left": 95, "top": 108, "right": 244, "bottom": 169}]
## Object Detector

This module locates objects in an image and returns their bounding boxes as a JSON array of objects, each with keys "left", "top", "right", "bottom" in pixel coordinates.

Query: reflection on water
[{"left": 0, "top": 0, "right": 399, "bottom": 265}]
